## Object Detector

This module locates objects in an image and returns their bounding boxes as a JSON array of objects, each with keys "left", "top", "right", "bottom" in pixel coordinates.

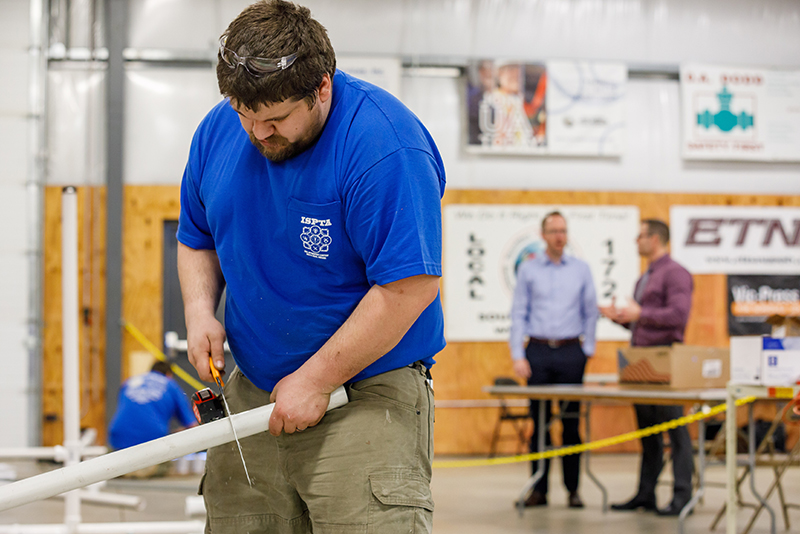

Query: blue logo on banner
[
  {"left": 767, "top": 355, "right": 778, "bottom": 367},
  {"left": 696, "top": 87, "right": 754, "bottom": 132}
]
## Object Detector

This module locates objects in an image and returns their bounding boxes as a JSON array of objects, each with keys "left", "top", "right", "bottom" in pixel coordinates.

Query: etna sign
[{"left": 671, "top": 206, "right": 800, "bottom": 274}]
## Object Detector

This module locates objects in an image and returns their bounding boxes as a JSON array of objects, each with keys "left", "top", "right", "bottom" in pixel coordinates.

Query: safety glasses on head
[{"left": 218, "top": 35, "right": 298, "bottom": 77}]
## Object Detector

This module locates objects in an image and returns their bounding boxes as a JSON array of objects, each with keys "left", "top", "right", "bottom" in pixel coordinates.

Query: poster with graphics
[
  {"left": 443, "top": 205, "right": 639, "bottom": 342},
  {"left": 465, "top": 60, "right": 627, "bottom": 156},
  {"left": 670, "top": 206, "right": 800, "bottom": 275},
  {"left": 466, "top": 60, "right": 548, "bottom": 154},
  {"left": 545, "top": 61, "right": 627, "bottom": 156},
  {"left": 728, "top": 275, "right": 800, "bottom": 336},
  {"left": 680, "top": 64, "right": 800, "bottom": 161}
]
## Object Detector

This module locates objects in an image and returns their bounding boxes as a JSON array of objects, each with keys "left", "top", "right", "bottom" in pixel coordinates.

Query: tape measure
[{"left": 192, "top": 387, "right": 225, "bottom": 424}]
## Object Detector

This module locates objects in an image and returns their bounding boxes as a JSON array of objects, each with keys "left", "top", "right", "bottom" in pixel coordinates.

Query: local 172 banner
[
  {"left": 443, "top": 205, "right": 639, "bottom": 342},
  {"left": 680, "top": 63, "right": 800, "bottom": 161},
  {"left": 670, "top": 206, "right": 800, "bottom": 275},
  {"left": 728, "top": 274, "right": 800, "bottom": 336},
  {"left": 466, "top": 60, "right": 626, "bottom": 156}
]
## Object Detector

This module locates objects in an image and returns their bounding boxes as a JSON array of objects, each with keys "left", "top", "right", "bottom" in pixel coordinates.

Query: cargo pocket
[
  {"left": 367, "top": 471, "right": 434, "bottom": 534},
  {"left": 197, "top": 472, "right": 206, "bottom": 496}
]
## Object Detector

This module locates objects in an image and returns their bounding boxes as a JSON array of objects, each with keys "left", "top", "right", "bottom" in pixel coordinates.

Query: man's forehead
[{"left": 231, "top": 97, "right": 302, "bottom": 119}]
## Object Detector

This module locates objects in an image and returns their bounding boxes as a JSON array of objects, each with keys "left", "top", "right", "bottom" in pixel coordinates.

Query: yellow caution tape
[
  {"left": 121, "top": 319, "right": 206, "bottom": 391},
  {"left": 432, "top": 395, "right": 757, "bottom": 468}
]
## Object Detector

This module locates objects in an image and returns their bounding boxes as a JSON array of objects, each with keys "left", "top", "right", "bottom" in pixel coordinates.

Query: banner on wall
[
  {"left": 444, "top": 205, "right": 640, "bottom": 342},
  {"left": 680, "top": 64, "right": 800, "bottom": 161},
  {"left": 670, "top": 206, "right": 800, "bottom": 274},
  {"left": 728, "top": 275, "right": 800, "bottom": 336},
  {"left": 465, "top": 60, "right": 626, "bottom": 156}
]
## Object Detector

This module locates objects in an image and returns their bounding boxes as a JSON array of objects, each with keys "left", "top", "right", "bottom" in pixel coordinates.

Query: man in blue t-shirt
[
  {"left": 108, "top": 361, "right": 197, "bottom": 451},
  {"left": 176, "top": 1, "right": 445, "bottom": 532}
]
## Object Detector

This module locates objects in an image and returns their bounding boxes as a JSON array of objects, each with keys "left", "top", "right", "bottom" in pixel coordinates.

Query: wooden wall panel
[
  {"left": 121, "top": 186, "right": 181, "bottom": 381},
  {"left": 43, "top": 185, "right": 797, "bottom": 452},
  {"left": 434, "top": 189, "right": 800, "bottom": 455},
  {"left": 42, "top": 186, "right": 107, "bottom": 446}
]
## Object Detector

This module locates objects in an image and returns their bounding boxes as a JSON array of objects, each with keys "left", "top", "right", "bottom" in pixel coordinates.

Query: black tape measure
[{"left": 192, "top": 387, "right": 226, "bottom": 424}]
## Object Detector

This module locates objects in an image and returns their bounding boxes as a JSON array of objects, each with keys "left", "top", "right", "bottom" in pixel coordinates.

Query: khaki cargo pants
[{"left": 200, "top": 363, "right": 434, "bottom": 533}]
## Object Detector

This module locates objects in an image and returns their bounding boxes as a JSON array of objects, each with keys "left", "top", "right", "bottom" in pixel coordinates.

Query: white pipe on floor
[
  {"left": 0, "top": 387, "right": 348, "bottom": 512},
  {"left": 54, "top": 489, "right": 145, "bottom": 511},
  {"left": 0, "top": 520, "right": 205, "bottom": 534},
  {"left": 61, "top": 186, "right": 81, "bottom": 528},
  {"left": 0, "top": 447, "right": 107, "bottom": 461}
]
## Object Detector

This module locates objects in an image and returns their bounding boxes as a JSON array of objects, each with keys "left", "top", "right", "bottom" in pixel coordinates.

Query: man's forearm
[
  {"left": 297, "top": 274, "right": 440, "bottom": 393},
  {"left": 177, "top": 243, "right": 225, "bottom": 318}
]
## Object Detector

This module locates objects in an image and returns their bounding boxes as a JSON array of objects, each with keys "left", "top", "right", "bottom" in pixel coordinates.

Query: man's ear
[{"left": 318, "top": 73, "right": 332, "bottom": 103}]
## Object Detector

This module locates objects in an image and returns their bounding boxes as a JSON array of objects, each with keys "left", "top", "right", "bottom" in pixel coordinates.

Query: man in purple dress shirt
[
  {"left": 509, "top": 211, "right": 598, "bottom": 509},
  {"left": 599, "top": 218, "right": 694, "bottom": 517}
]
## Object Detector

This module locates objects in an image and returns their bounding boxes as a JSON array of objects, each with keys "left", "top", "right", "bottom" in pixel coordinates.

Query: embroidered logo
[{"left": 300, "top": 216, "right": 333, "bottom": 259}]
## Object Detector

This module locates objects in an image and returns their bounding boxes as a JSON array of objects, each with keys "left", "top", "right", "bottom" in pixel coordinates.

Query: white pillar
[{"left": 61, "top": 186, "right": 81, "bottom": 528}]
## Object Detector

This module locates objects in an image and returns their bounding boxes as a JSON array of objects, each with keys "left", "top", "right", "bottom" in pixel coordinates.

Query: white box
[
  {"left": 761, "top": 337, "right": 800, "bottom": 386},
  {"left": 730, "top": 336, "right": 763, "bottom": 385}
]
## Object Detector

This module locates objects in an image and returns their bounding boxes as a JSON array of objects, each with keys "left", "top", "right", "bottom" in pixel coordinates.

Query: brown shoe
[
  {"left": 515, "top": 490, "right": 547, "bottom": 508},
  {"left": 568, "top": 492, "right": 584, "bottom": 508}
]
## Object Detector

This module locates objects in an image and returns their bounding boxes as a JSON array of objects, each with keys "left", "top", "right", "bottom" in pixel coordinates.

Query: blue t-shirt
[
  {"left": 178, "top": 70, "right": 446, "bottom": 391},
  {"left": 108, "top": 372, "right": 196, "bottom": 450}
]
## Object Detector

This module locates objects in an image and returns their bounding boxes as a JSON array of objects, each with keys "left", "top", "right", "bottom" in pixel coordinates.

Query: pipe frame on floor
[{"left": 0, "top": 386, "right": 348, "bottom": 513}]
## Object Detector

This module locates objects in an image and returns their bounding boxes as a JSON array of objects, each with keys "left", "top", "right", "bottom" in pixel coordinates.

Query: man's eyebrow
[{"left": 235, "top": 109, "right": 291, "bottom": 122}]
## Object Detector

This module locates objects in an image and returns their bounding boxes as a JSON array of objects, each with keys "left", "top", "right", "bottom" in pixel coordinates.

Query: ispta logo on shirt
[{"left": 300, "top": 216, "right": 333, "bottom": 259}]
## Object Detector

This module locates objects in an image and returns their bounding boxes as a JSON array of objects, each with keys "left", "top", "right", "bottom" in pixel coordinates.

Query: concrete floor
[{"left": 1, "top": 454, "right": 797, "bottom": 533}]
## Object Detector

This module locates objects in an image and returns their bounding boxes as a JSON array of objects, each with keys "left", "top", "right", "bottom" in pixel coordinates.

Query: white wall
[
  {"left": 113, "top": 0, "right": 800, "bottom": 191},
  {"left": 0, "top": 0, "right": 33, "bottom": 447}
]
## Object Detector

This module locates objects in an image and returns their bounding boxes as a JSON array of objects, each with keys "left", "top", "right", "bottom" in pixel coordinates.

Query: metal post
[{"left": 582, "top": 401, "right": 608, "bottom": 512}]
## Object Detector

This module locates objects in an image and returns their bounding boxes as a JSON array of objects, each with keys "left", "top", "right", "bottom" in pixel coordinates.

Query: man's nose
[{"left": 252, "top": 120, "right": 275, "bottom": 139}]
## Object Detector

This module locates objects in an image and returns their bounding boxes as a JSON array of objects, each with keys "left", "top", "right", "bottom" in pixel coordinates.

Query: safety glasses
[{"left": 218, "top": 35, "right": 297, "bottom": 77}]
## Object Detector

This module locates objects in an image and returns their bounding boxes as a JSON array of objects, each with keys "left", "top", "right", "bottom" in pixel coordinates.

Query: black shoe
[
  {"left": 657, "top": 502, "right": 691, "bottom": 517},
  {"left": 610, "top": 495, "right": 657, "bottom": 512},
  {"left": 514, "top": 490, "right": 547, "bottom": 508},
  {"left": 568, "top": 492, "right": 584, "bottom": 508}
]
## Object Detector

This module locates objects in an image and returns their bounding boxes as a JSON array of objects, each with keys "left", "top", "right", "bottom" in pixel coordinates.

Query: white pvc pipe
[
  {"left": 0, "top": 387, "right": 348, "bottom": 512},
  {"left": 54, "top": 489, "right": 145, "bottom": 511},
  {"left": 0, "top": 520, "right": 205, "bottom": 534},
  {"left": 0, "top": 447, "right": 106, "bottom": 461},
  {"left": 61, "top": 186, "right": 81, "bottom": 527}
]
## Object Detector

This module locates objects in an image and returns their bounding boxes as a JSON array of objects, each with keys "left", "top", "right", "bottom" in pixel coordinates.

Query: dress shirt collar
[
  {"left": 647, "top": 253, "right": 671, "bottom": 273},
  {"left": 541, "top": 252, "right": 569, "bottom": 266}
]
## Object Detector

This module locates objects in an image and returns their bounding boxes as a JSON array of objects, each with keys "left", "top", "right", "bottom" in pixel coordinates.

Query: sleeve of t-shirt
[
  {"left": 177, "top": 140, "right": 216, "bottom": 251},
  {"left": 342, "top": 148, "right": 443, "bottom": 286},
  {"left": 168, "top": 380, "right": 198, "bottom": 428}
]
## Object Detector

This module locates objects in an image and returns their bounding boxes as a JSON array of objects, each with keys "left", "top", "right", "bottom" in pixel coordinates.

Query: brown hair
[
  {"left": 217, "top": 0, "right": 336, "bottom": 111},
  {"left": 642, "top": 218, "right": 670, "bottom": 244},
  {"left": 541, "top": 211, "right": 565, "bottom": 232}
]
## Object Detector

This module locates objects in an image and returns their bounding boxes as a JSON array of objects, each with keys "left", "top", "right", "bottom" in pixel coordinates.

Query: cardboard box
[
  {"left": 766, "top": 315, "right": 800, "bottom": 338},
  {"left": 618, "top": 345, "right": 729, "bottom": 389},
  {"left": 730, "top": 336, "right": 763, "bottom": 385},
  {"left": 761, "top": 337, "right": 800, "bottom": 386}
]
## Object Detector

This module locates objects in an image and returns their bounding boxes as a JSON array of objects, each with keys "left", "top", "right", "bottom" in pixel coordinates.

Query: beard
[{"left": 249, "top": 132, "right": 316, "bottom": 162}]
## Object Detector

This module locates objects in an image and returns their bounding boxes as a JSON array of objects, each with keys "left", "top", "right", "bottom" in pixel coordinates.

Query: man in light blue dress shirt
[{"left": 509, "top": 211, "right": 598, "bottom": 509}]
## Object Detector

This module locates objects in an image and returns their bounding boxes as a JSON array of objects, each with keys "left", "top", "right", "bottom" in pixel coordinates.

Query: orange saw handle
[{"left": 208, "top": 356, "right": 224, "bottom": 388}]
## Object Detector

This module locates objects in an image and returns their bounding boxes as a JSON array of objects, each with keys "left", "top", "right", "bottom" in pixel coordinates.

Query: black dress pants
[
  {"left": 633, "top": 404, "right": 693, "bottom": 505},
  {"left": 526, "top": 342, "right": 587, "bottom": 495}
]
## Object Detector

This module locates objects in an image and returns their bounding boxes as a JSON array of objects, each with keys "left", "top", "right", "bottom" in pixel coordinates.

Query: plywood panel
[
  {"left": 41, "top": 185, "right": 798, "bottom": 454},
  {"left": 434, "top": 189, "right": 799, "bottom": 456},
  {"left": 42, "top": 186, "right": 107, "bottom": 446},
  {"left": 121, "top": 185, "right": 181, "bottom": 382}
]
